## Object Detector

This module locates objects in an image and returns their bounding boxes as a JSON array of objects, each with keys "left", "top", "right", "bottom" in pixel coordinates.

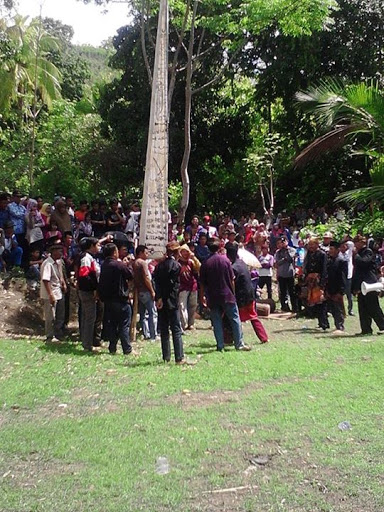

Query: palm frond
[
  {"left": 335, "top": 186, "right": 384, "bottom": 206},
  {"left": 294, "top": 125, "right": 356, "bottom": 168}
]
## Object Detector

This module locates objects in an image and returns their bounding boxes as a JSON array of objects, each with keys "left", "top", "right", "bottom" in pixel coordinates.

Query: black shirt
[
  {"left": 153, "top": 256, "right": 180, "bottom": 309},
  {"left": 98, "top": 257, "right": 133, "bottom": 302},
  {"left": 90, "top": 210, "right": 106, "bottom": 238},
  {"left": 232, "top": 258, "right": 255, "bottom": 308},
  {"left": 352, "top": 246, "right": 378, "bottom": 293},
  {"left": 327, "top": 255, "right": 347, "bottom": 295}
]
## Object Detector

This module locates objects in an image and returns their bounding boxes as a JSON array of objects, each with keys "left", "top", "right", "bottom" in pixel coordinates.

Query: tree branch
[
  {"left": 191, "top": 39, "right": 246, "bottom": 96},
  {"left": 140, "top": 0, "right": 152, "bottom": 87},
  {"left": 168, "top": 0, "right": 191, "bottom": 113}
]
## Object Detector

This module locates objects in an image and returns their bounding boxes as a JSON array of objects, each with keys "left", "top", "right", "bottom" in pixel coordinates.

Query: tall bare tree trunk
[
  {"left": 29, "top": 6, "right": 43, "bottom": 191},
  {"left": 178, "top": 0, "right": 198, "bottom": 222}
]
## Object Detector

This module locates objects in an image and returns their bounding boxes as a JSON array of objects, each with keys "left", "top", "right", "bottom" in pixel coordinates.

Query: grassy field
[{"left": 1, "top": 312, "right": 383, "bottom": 512}]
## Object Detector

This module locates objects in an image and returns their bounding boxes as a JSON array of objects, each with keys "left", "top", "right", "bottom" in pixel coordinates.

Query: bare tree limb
[
  {"left": 168, "top": 0, "right": 191, "bottom": 113},
  {"left": 196, "top": 26, "right": 205, "bottom": 58},
  {"left": 145, "top": 0, "right": 156, "bottom": 50},
  {"left": 178, "top": 0, "right": 198, "bottom": 221},
  {"left": 191, "top": 39, "right": 246, "bottom": 96},
  {"left": 259, "top": 183, "right": 267, "bottom": 214},
  {"left": 140, "top": 0, "right": 152, "bottom": 87}
]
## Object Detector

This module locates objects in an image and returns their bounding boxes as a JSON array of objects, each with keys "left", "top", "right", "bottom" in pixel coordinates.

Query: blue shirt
[{"left": 7, "top": 202, "right": 26, "bottom": 234}]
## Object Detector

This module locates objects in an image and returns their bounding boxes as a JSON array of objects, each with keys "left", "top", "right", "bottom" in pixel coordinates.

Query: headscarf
[
  {"left": 40, "top": 203, "right": 51, "bottom": 217},
  {"left": 26, "top": 199, "right": 43, "bottom": 222}
]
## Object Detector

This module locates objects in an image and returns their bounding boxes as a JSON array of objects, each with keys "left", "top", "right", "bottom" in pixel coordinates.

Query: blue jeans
[
  {"left": 3, "top": 247, "right": 23, "bottom": 267},
  {"left": 209, "top": 302, "right": 244, "bottom": 350},
  {"left": 138, "top": 291, "right": 157, "bottom": 339}
]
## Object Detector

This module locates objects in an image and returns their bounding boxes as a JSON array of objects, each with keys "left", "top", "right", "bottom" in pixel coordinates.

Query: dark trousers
[
  {"left": 258, "top": 276, "right": 272, "bottom": 299},
  {"left": 315, "top": 301, "right": 329, "bottom": 330},
  {"left": 278, "top": 276, "right": 297, "bottom": 312},
  {"left": 64, "top": 286, "right": 70, "bottom": 326},
  {"left": 94, "top": 300, "right": 104, "bottom": 346},
  {"left": 357, "top": 293, "right": 384, "bottom": 334},
  {"left": 103, "top": 301, "right": 132, "bottom": 354},
  {"left": 345, "top": 278, "right": 353, "bottom": 314},
  {"left": 328, "top": 298, "right": 344, "bottom": 330},
  {"left": 158, "top": 307, "right": 184, "bottom": 362}
]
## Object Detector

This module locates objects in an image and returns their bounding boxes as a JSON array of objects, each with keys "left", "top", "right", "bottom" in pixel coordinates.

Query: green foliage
[
  {"left": 168, "top": 181, "right": 183, "bottom": 213},
  {"left": 0, "top": 16, "right": 62, "bottom": 114},
  {"left": 297, "top": 79, "right": 384, "bottom": 207},
  {"left": 300, "top": 216, "right": 353, "bottom": 241},
  {"left": 352, "top": 208, "right": 384, "bottom": 238},
  {"left": 75, "top": 44, "right": 120, "bottom": 85}
]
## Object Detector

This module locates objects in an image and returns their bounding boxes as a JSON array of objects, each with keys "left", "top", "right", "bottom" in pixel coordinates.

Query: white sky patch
[{"left": 15, "top": 0, "right": 131, "bottom": 46}]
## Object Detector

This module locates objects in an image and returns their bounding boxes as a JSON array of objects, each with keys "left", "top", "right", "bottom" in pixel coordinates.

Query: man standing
[
  {"left": 153, "top": 241, "right": 185, "bottom": 364},
  {"left": 40, "top": 243, "right": 66, "bottom": 342},
  {"left": 326, "top": 241, "right": 348, "bottom": 335},
  {"left": 274, "top": 236, "right": 297, "bottom": 312},
  {"left": 226, "top": 245, "right": 269, "bottom": 343},
  {"left": 7, "top": 190, "right": 26, "bottom": 245},
  {"left": 77, "top": 237, "right": 102, "bottom": 352},
  {"left": 340, "top": 236, "right": 354, "bottom": 316},
  {"left": 200, "top": 239, "right": 250, "bottom": 352},
  {"left": 303, "top": 237, "right": 328, "bottom": 330},
  {"left": 98, "top": 243, "right": 134, "bottom": 355},
  {"left": 133, "top": 245, "right": 158, "bottom": 342},
  {"left": 352, "top": 234, "right": 384, "bottom": 335}
]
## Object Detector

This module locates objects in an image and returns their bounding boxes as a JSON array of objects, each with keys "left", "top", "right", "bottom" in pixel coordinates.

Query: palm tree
[
  {"left": 0, "top": 15, "right": 62, "bottom": 187},
  {"left": 295, "top": 79, "right": 384, "bottom": 206},
  {"left": 0, "top": 15, "right": 62, "bottom": 113}
]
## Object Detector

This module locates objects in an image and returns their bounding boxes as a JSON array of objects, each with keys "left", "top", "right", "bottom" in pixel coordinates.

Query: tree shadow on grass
[{"left": 187, "top": 342, "right": 215, "bottom": 349}]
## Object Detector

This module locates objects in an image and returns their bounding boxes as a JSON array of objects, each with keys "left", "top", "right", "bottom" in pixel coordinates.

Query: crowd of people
[{"left": 1, "top": 190, "right": 384, "bottom": 363}]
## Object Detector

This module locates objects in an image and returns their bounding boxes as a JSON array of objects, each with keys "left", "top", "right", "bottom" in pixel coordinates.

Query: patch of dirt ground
[{"left": 0, "top": 452, "right": 85, "bottom": 489}]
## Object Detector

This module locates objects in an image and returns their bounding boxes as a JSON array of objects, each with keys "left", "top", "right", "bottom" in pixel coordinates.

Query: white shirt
[
  {"left": 40, "top": 256, "right": 63, "bottom": 301},
  {"left": 340, "top": 241, "right": 354, "bottom": 279}
]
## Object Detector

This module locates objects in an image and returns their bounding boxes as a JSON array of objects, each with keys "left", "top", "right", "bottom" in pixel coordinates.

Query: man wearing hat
[
  {"left": 320, "top": 232, "right": 333, "bottom": 254},
  {"left": 40, "top": 243, "right": 66, "bottom": 342},
  {"left": 325, "top": 241, "right": 348, "bottom": 334},
  {"left": 153, "top": 241, "right": 185, "bottom": 364},
  {"left": 352, "top": 235, "right": 384, "bottom": 335}
]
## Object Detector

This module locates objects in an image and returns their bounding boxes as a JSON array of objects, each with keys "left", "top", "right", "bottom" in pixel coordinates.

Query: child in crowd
[
  {"left": 26, "top": 247, "right": 44, "bottom": 290},
  {"left": 77, "top": 211, "right": 93, "bottom": 241},
  {"left": 45, "top": 220, "right": 62, "bottom": 245},
  {"left": 2, "top": 220, "right": 23, "bottom": 269},
  {"left": 257, "top": 244, "right": 274, "bottom": 299}
]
